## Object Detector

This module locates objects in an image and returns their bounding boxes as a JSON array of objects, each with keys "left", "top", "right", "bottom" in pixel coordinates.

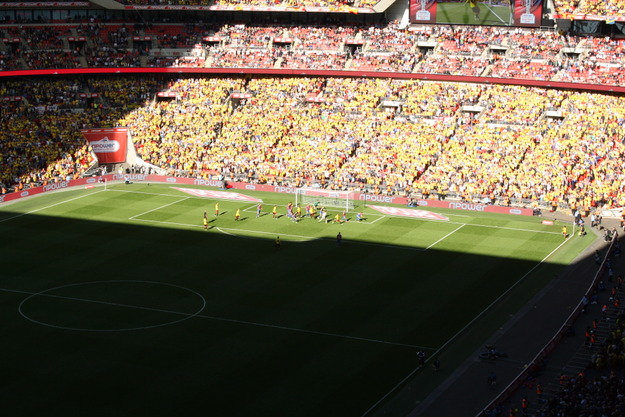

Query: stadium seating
[{"left": 2, "top": 20, "right": 625, "bottom": 90}]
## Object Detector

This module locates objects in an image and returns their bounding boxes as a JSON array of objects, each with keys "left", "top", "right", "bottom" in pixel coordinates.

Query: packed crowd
[
  {"left": 5, "top": 75, "right": 625, "bottom": 211},
  {"left": 0, "top": 76, "right": 162, "bottom": 190},
  {"left": 2, "top": 21, "right": 625, "bottom": 87},
  {"left": 538, "top": 371, "right": 625, "bottom": 416},
  {"left": 554, "top": 0, "right": 625, "bottom": 15},
  {"left": 349, "top": 51, "right": 417, "bottom": 73}
]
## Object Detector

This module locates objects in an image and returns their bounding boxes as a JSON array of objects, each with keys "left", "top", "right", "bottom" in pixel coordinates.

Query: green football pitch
[
  {"left": 0, "top": 182, "right": 591, "bottom": 417},
  {"left": 436, "top": 2, "right": 513, "bottom": 26}
]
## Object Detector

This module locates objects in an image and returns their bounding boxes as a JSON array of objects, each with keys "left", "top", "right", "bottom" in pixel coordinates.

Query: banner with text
[{"left": 81, "top": 127, "right": 129, "bottom": 164}]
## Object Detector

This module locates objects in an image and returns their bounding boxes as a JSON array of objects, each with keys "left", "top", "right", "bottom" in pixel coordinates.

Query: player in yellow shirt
[
  {"left": 467, "top": 0, "right": 480, "bottom": 20},
  {"left": 235, "top": 208, "right": 240, "bottom": 221}
]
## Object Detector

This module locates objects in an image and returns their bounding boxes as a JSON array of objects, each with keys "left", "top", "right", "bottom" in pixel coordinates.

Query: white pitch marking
[
  {"left": 425, "top": 224, "right": 465, "bottom": 251},
  {"left": 1, "top": 286, "right": 428, "bottom": 349},
  {"left": 368, "top": 215, "right": 386, "bottom": 225},
  {"left": 379, "top": 211, "right": 560, "bottom": 235},
  {"left": 359, "top": 232, "right": 574, "bottom": 417},
  {"left": 215, "top": 226, "right": 423, "bottom": 251},
  {"left": 129, "top": 197, "right": 189, "bottom": 220},
  {"left": 0, "top": 189, "right": 105, "bottom": 223},
  {"left": 458, "top": 222, "right": 560, "bottom": 235},
  {"left": 241, "top": 204, "right": 259, "bottom": 213},
  {"left": 131, "top": 218, "right": 204, "bottom": 229},
  {"left": 216, "top": 227, "right": 315, "bottom": 241}
]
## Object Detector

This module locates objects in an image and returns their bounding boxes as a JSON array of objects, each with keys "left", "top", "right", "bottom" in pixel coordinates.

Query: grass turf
[{"left": 0, "top": 182, "right": 592, "bottom": 417}]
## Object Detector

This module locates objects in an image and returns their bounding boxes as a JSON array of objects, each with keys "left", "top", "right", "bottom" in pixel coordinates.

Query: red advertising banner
[
  {"left": 513, "top": 0, "right": 542, "bottom": 27},
  {"left": 410, "top": 0, "right": 437, "bottom": 24},
  {"left": 81, "top": 128, "right": 128, "bottom": 164}
]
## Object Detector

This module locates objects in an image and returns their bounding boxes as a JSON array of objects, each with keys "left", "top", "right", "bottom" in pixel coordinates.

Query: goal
[{"left": 295, "top": 187, "right": 355, "bottom": 212}]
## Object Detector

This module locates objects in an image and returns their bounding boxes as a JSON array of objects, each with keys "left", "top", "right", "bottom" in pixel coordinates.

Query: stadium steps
[
  {"left": 372, "top": 0, "right": 397, "bottom": 13},
  {"left": 89, "top": 0, "right": 125, "bottom": 10},
  {"left": 524, "top": 287, "right": 625, "bottom": 416},
  {"left": 561, "top": 306, "right": 620, "bottom": 375}
]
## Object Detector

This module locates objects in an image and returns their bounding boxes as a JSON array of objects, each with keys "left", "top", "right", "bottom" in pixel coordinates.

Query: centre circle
[{"left": 18, "top": 280, "right": 207, "bottom": 332}]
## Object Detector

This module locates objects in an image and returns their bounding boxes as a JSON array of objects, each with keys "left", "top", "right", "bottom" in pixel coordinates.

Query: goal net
[{"left": 295, "top": 188, "right": 355, "bottom": 212}]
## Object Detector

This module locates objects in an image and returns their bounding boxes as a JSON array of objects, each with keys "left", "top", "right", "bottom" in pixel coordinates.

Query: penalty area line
[
  {"left": 216, "top": 226, "right": 423, "bottom": 251},
  {"left": 368, "top": 215, "right": 386, "bottom": 225},
  {"left": 216, "top": 227, "right": 315, "bottom": 241},
  {"left": 129, "top": 197, "right": 190, "bottom": 220},
  {"left": 131, "top": 217, "right": 203, "bottom": 229},
  {"left": 425, "top": 224, "right": 465, "bottom": 251},
  {"left": 128, "top": 218, "right": 422, "bottom": 250}
]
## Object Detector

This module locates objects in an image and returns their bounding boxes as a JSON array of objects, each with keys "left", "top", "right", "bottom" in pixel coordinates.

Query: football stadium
[{"left": 1, "top": 1, "right": 625, "bottom": 416}]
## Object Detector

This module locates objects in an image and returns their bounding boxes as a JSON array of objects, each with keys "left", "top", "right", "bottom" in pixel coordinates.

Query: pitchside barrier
[{"left": 0, "top": 173, "right": 534, "bottom": 216}]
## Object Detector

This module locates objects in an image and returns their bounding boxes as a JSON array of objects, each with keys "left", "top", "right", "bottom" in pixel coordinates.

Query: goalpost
[{"left": 295, "top": 187, "right": 355, "bottom": 212}]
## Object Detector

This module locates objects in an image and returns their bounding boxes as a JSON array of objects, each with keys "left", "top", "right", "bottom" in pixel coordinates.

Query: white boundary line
[
  {"left": 216, "top": 227, "right": 314, "bottom": 241},
  {"left": 2, "top": 285, "right": 430, "bottom": 349},
  {"left": 425, "top": 224, "right": 465, "bottom": 251},
  {"left": 132, "top": 218, "right": 204, "bottom": 229},
  {"left": 241, "top": 204, "right": 260, "bottom": 213},
  {"left": 368, "top": 215, "right": 386, "bottom": 225},
  {"left": 457, "top": 221, "right": 559, "bottom": 235},
  {"left": 0, "top": 189, "right": 105, "bottom": 224},
  {"left": 483, "top": 3, "right": 508, "bottom": 25},
  {"left": 359, "top": 234, "right": 575, "bottom": 417},
  {"left": 213, "top": 226, "right": 425, "bottom": 251},
  {"left": 129, "top": 197, "right": 189, "bottom": 220}
]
